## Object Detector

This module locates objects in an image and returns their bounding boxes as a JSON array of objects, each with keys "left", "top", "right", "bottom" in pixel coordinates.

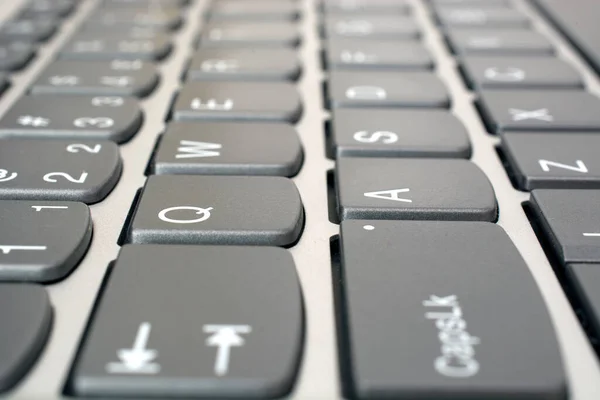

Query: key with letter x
[{"left": 477, "top": 90, "right": 600, "bottom": 133}]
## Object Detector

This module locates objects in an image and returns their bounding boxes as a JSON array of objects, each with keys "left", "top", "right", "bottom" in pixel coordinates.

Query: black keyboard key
[
  {"left": 0, "top": 140, "right": 121, "bottom": 203},
  {"left": 208, "top": 1, "right": 300, "bottom": 21},
  {"left": 436, "top": 7, "right": 529, "bottom": 28},
  {"left": 530, "top": 189, "right": 600, "bottom": 264},
  {"left": 127, "top": 175, "right": 304, "bottom": 246},
  {"left": 86, "top": 8, "right": 182, "bottom": 31},
  {"left": 330, "top": 109, "right": 470, "bottom": 158},
  {"left": 0, "top": 19, "right": 57, "bottom": 42},
  {"left": 321, "top": 0, "right": 410, "bottom": 15},
  {"left": 328, "top": 71, "right": 449, "bottom": 109},
  {"left": 0, "top": 42, "right": 35, "bottom": 71},
  {"left": 446, "top": 29, "right": 554, "bottom": 56},
  {"left": 0, "top": 95, "right": 142, "bottom": 143},
  {"left": 502, "top": 133, "right": 600, "bottom": 190},
  {"left": 70, "top": 245, "right": 303, "bottom": 398},
  {"left": 337, "top": 220, "right": 566, "bottom": 399},
  {"left": 566, "top": 264, "right": 600, "bottom": 342},
  {"left": 20, "top": 0, "right": 76, "bottom": 18},
  {"left": 0, "top": 284, "right": 52, "bottom": 392},
  {"left": 31, "top": 60, "right": 159, "bottom": 97},
  {"left": 322, "top": 16, "right": 420, "bottom": 40},
  {"left": 0, "top": 74, "right": 8, "bottom": 95},
  {"left": 60, "top": 33, "right": 172, "bottom": 61},
  {"left": 325, "top": 39, "right": 433, "bottom": 70},
  {"left": 152, "top": 122, "right": 303, "bottom": 176},
  {"left": 335, "top": 158, "right": 497, "bottom": 221},
  {"left": 534, "top": 0, "right": 600, "bottom": 74},
  {"left": 461, "top": 56, "right": 582, "bottom": 89},
  {"left": 201, "top": 22, "right": 301, "bottom": 47},
  {"left": 0, "top": 201, "right": 91, "bottom": 282},
  {"left": 477, "top": 90, "right": 600, "bottom": 133},
  {"left": 187, "top": 48, "right": 301, "bottom": 81},
  {"left": 172, "top": 81, "right": 302, "bottom": 122},
  {"left": 100, "top": 0, "right": 188, "bottom": 7}
]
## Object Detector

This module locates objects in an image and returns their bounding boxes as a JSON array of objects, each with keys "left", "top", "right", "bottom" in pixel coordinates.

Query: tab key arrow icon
[
  {"left": 204, "top": 324, "right": 252, "bottom": 377},
  {"left": 106, "top": 322, "right": 160, "bottom": 375}
]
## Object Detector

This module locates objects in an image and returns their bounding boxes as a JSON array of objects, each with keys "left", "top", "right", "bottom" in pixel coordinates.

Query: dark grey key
[
  {"left": 0, "top": 95, "right": 142, "bottom": 143},
  {"left": 31, "top": 60, "right": 159, "bottom": 97},
  {"left": 100, "top": 0, "right": 188, "bottom": 7},
  {"left": 325, "top": 39, "right": 433, "bottom": 70},
  {"left": 436, "top": 7, "right": 529, "bottom": 28},
  {"left": 502, "top": 133, "right": 600, "bottom": 190},
  {"left": 338, "top": 220, "right": 566, "bottom": 399},
  {"left": 152, "top": 122, "right": 303, "bottom": 176},
  {"left": 0, "top": 42, "right": 35, "bottom": 71},
  {"left": 201, "top": 22, "right": 300, "bottom": 47},
  {"left": 86, "top": 8, "right": 182, "bottom": 31},
  {"left": 321, "top": 0, "right": 410, "bottom": 15},
  {"left": 0, "top": 19, "right": 57, "bottom": 42},
  {"left": 208, "top": 1, "right": 300, "bottom": 21},
  {"left": 446, "top": 29, "right": 554, "bottom": 56},
  {"left": 566, "top": 264, "right": 600, "bottom": 344},
  {"left": 432, "top": 0, "right": 508, "bottom": 4},
  {"left": 322, "top": 16, "right": 420, "bottom": 39},
  {"left": 172, "top": 81, "right": 302, "bottom": 122},
  {"left": 60, "top": 33, "right": 172, "bottom": 61},
  {"left": 70, "top": 245, "right": 303, "bottom": 398},
  {"left": 187, "top": 48, "right": 301, "bottom": 81},
  {"left": 530, "top": 189, "right": 600, "bottom": 263},
  {"left": 534, "top": 0, "right": 600, "bottom": 74},
  {"left": 477, "top": 90, "right": 600, "bottom": 133},
  {"left": 0, "top": 284, "right": 52, "bottom": 392},
  {"left": 0, "top": 74, "right": 8, "bottom": 95},
  {"left": 328, "top": 71, "right": 449, "bottom": 109},
  {"left": 330, "top": 109, "right": 471, "bottom": 158},
  {"left": 20, "top": 0, "right": 76, "bottom": 18},
  {"left": 461, "top": 56, "right": 582, "bottom": 89},
  {"left": 0, "top": 139, "right": 121, "bottom": 203},
  {"left": 127, "top": 175, "right": 304, "bottom": 246},
  {"left": 0, "top": 201, "right": 91, "bottom": 282},
  {"left": 336, "top": 158, "right": 497, "bottom": 221}
]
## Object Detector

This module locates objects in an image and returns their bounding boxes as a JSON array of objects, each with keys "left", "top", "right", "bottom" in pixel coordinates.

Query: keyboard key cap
[
  {"left": 187, "top": 48, "right": 301, "bottom": 81},
  {"left": 0, "top": 96, "right": 143, "bottom": 143},
  {"left": 461, "top": 56, "right": 582, "bottom": 89},
  {"left": 127, "top": 175, "right": 304, "bottom": 246},
  {"left": 70, "top": 245, "right": 303, "bottom": 398},
  {"left": 0, "top": 201, "right": 91, "bottom": 282},
  {"left": 208, "top": 1, "right": 300, "bottom": 21},
  {"left": 0, "top": 284, "right": 52, "bottom": 392},
  {"left": 530, "top": 189, "right": 600, "bottom": 263},
  {"left": 152, "top": 122, "right": 303, "bottom": 176},
  {"left": 446, "top": 29, "right": 554, "bottom": 56},
  {"left": 321, "top": 0, "right": 410, "bottom": 15},
  {"left": 477, "top": 90, "right": 600, "bottom": 133},
  {"left": 335, "top": 158, "right": 497, "bottom": 221},
  {"left": 432, "top": 0, "right": 509, "bottom": 5},
  {"left": 86, "top": 8, "right": 182, "bottom": 31},
  {"left": 337, "top": 220, "right": 566, "bottom": 399},
  {"left": 502, "top": 133, "right": 600, "bottom": 190},
  {"left": 172, "top": 81, "right": 302, "bottom": 122},
  {"left": 322, "top": 16, "right": 420, "bottom": 40},
  {"left": 0, "top": 19, "right": 57, "bottom": 42},
  {"left": 20, "top": 0, "right": 76, "bottom": 18},
  {"left": 327, "top": 71, "right": 449, "bottom": 109},
  {"left": 325, "top": 39, "right": 434, "bottom": 70},
  {"left": 566, "top": 264, "right": 600, "bottom": 342},
  {"left": 436, "top": 7, "right": 529, "bottom": 28},
  {"left": 0, "top": 42, "right": 35, "bottom": 71},
  {"left": 0, "top": 140, "right": 121, "bottom": 203},
  {"left": 60, "top": 33, "right": 172, "bottom": 61},
  {"left": 330, "top": 109, "right": 471, "bottom": 158},
  {"left": 100, "top": 0, "right": 188, "bottom": 7},
  {"left": 201, "top": 22, "right": 300, "bottom": 47},
  {"left": 31, "top": 60, "right": 159, "bottom": 97}
]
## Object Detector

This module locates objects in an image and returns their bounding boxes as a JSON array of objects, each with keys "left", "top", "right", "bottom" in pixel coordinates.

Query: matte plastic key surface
[
  {"left": 436, "top": 7, "right": 529, "bottom": 28},
  {"left": 0, "top": 139, "right": 121, "bottom": 203},
  {"left": 0, "top": 95, "right": 143, "bottom": 143},
  {"left": 337, "top": 220, "right": 566, "bottom": 399},
  {"left": 70, "top": 245, "right": 303, "bottom": 398},
  {"left": 335, "top": 158, "right": 497, "bottom": 221},
  {"left": 322, "top": 15, "right": 420, "bottom": 40},
  {"left": 0, "top": 284, "right": 52, "bottom": 392},
  {"left": 0, "top": 201, "right": 91, "bottom": 282},
  {"left": 60, "top": 33, "right": 172, "bottom": 61},
  {"left": 86, "top": 8, "right": 182, "bottom": 31},
  {"left": 127, "top": 175, "right": 304, "bottom": 246},
  {"left": 446, "top": 29, "right": 554, "bottom": 56},
  {"left": 201, "top": 22, "right": 301, "bottom": 47},
  {"left": 208, "top": 0, "right": 300, "bottom": 21},
  {"left": 0, "top": 42, "right": 35, "bottom": 71},
  {"left": 0, "top": 19, "right": 57, "bottom": 42},
  {"left": 320, "top": 0, "right": 410, "bottom": 14},
  {"left": 152, "top": 122, "right": 303, "bottom": 176}
]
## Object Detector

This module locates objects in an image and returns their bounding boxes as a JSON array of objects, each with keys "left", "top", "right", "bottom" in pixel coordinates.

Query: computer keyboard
[{"left": 2, "top": 0, "right": 600, "bottom": 398}]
